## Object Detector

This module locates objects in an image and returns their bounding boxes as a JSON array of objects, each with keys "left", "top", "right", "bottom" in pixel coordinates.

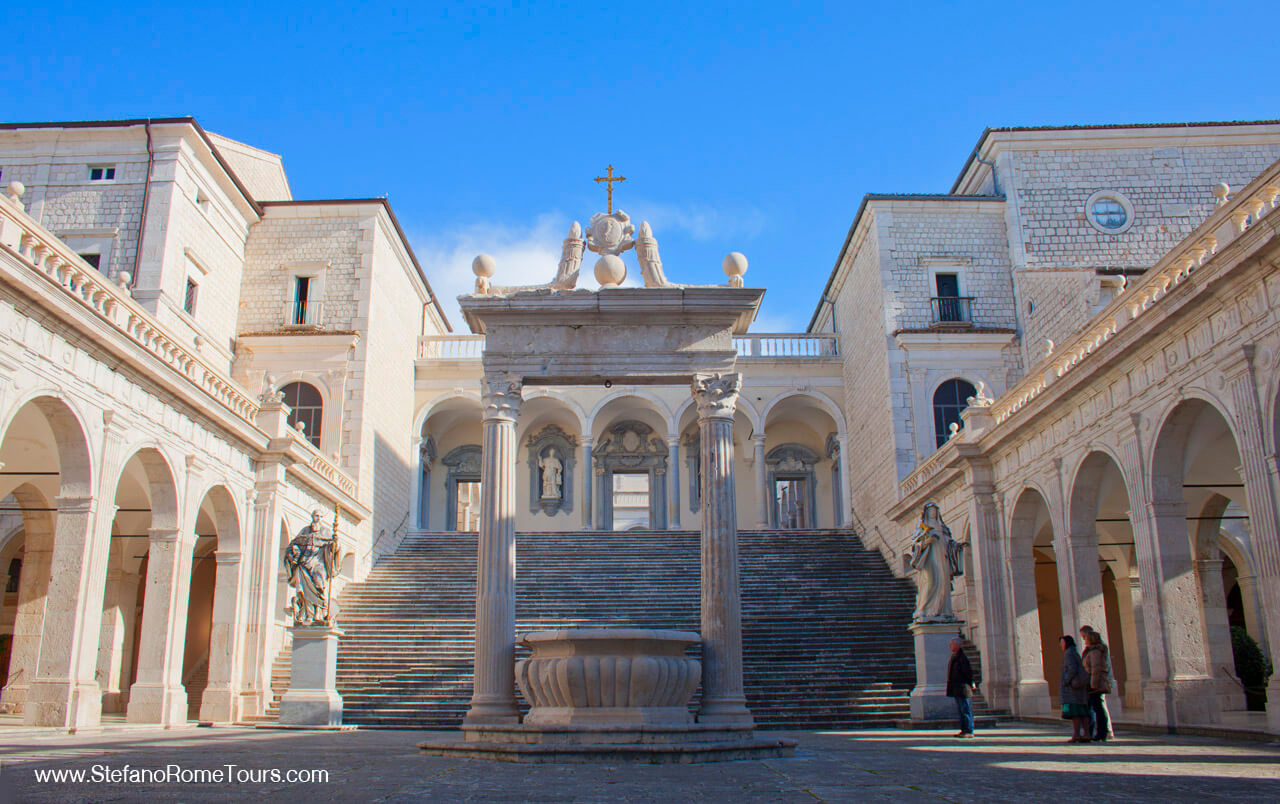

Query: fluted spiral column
[
  {"left": 464, "top": 373, "right": 523, "bottom": 725},
  {"left": 692, "top": 372, "right": 753, "bottom": 727}
]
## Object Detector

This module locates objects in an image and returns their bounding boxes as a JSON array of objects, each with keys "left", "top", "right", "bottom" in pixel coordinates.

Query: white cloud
[
  {"left": 621, "top": 200, "right": 768, "bottom": 243},
  {"left": 747, "top": 309, "right": 800, "bottom": 333}
]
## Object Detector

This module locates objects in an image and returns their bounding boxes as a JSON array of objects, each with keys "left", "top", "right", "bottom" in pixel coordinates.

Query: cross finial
[{"left": 593, "top": 164, "right": 626, "bottom": 214}]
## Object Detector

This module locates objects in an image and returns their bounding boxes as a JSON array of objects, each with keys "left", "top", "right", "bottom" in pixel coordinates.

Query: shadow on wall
[{"left": 370, "top": 432, "right": 412, "bottom": 559}]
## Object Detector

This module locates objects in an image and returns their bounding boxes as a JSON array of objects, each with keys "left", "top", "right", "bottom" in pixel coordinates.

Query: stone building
[{"left": 0, "top": 117, "right": 1278, "bottom": 735}]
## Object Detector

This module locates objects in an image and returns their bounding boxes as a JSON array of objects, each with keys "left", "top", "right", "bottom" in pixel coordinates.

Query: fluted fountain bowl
[{"left": 516, "top": 628, "right": 701, "bottom": 727}]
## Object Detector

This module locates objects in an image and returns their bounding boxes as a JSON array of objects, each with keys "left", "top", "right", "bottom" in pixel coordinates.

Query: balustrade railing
[
  {"left": 734, "top": 333, "right": 838, "bottom": 358},
  {"left": 418, "top": 334, "right": 485, "bottom": 359},
  {"left": 930, "top": 296, "right": 973, "bottom": 326},
  {"left": 282, "top": 298, "right": 324, "bottom": 327}
]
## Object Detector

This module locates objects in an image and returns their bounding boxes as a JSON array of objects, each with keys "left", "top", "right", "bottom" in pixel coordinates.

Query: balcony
[
  {"left": 930, "top": 296, "right": 973, "bottom": 328},
  {"left": 733, "top": 334, "right": 838, "bottom": 358},
  {"left": 282, "top": 299, "right": 323, "bottom": 328},
  {"left": 418, "top": 334, "right": 485, "bottom": 360}
]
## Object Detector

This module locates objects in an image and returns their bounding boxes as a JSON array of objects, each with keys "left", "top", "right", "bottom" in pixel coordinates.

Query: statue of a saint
[
  {"left": 906, "top": 502, "right": 965, "bottom": 623},
  {"left": 284, "top": 509, "right": 339, "bottom": 625},
  {"left": 539, "top": 449, "right": 563, "bottom": 500}
]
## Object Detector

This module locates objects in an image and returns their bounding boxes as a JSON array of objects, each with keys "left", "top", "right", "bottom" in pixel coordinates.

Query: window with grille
[{"left": 933, "top": 379, "right": 977, "bottom": 448}]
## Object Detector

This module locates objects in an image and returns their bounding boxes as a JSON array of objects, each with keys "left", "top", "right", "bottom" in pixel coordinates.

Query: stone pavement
[{"left": 1, "top": 723, "right": 1278, "bottom": 803}]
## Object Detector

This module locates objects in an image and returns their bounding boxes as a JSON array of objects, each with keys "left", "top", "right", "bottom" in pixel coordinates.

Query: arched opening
[
  {"left": 1150, "top": 397, "right": 1246, "bottom": 720},
  {"left": 932, "top": 379, "right": 976, "bottom": 448},
  {"left": 280, "top": 381, "right": 323, "bottom": 448},
  {"left": 591, "top": 395, "right": 671, "bottom": 532},
  {"left": 189, "top": 485, "right": 241, "bottom": 722},
  {"left": 1067, "top": 451, "right": 1142, "bottom": 715},
  {"left": 0, "top": 396, "right": 95, "bottom": 728},
  {"left": 1007, "top": 487, "right": 1057, "bottom": 715},
  {"left": 419, "top": 395, "right": 482, "bottom": 531},
  {"left": 759, "top": 393, "right": 842, "bottom": 530},
  {"left": 116, "top": 448, "right": 184, "bottom": 726},
  {"left": 516, "top": 395, "right": 584, "bottom": 532}
]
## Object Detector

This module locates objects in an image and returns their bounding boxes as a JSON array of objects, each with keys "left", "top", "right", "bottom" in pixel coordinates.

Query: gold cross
[{"left": 594, "top": 164, "right": 626, "bottom": 213}]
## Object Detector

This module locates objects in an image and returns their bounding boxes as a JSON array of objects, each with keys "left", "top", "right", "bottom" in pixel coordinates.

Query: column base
[
  {"left": 908, "top": 621, "right": 962, "bottom": 722},
  {"left": 0, "top": 681, "right": 29, "bottom": 714},
  {"left": 696, "top": 700, "right": 755, "bottom": 729},
  {"left": 463, "top": 701, "right": 522, "bottom": 726},
  {"left": 1267, "top": 677, "right": 1280, "bottom": 736},
  {"left": 126, "top": 683, "right": 189, "bottom": 726},
  {"left": 198, "top": 686, "right": 242, "bottom": 723},
  {"left": 279, "top": 689, "right": 343, "bottom": 727},
  {"left": 24, "top": 679, "right": 102, "bottom": 730},
  {"left": 1014, "top": 679, "right": 1051, "bottom": 718},
  {"left": 100, "top": 689, "right": 128, "bottom": 714}
]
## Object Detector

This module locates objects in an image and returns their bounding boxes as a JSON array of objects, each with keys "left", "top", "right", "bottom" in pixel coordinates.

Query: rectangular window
[
  {"left": 184, "top": 279, "right": 198, "bottom": 317},
  {"left": 934, "top": 273, "right": 960, "bottom": 298},
  {"left": 293, "top": 276, "right": 311, "bottom": 325},
  {"left": 89, "top": 166, "right": 116, "bottom": 182}
]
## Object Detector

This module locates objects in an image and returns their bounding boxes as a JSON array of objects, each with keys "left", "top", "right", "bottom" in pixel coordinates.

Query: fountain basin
[{"left": 515, "top": 628, "right": 700, "bottom": 727}]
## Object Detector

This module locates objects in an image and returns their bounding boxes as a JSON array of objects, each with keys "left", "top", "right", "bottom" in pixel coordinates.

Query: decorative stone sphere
[
  {"left": 1213, "top": 182, "right": 1231, "bottom": 202},
  {"left": 722, "top": 252, "right": 748, "bottom": 279},
  {"left": 594, "top": 254, "right": 626, "bottom": 287},
  {"left": 7, "top": 180, "right": 24, "bottom": 199},
  {"left": 472, "top": 254, "right": 496, "bottom": 278},
  {"left": 115, "top": 270, "right": 132, "bottom": 288}
]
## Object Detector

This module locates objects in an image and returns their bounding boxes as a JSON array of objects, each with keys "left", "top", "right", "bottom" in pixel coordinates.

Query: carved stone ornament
[
  {"left": 482, "top": 373, "right": 523, "bottom": 421},
  {"left": 283, "top": 509, "right": 339, "bottom": 626},
  {"left": 585, "top": 210, "right": 636, "bottom": 256},
  {"left": 526, "top": 424, "right": 578, "bottom": 516},
  {"left": 550, "top": 222, "right": 585, "bottom": 290},
  {"left": 634, "top": 221, "right": 673, "bottom": 288},
  {"left": 692, "top": 372, "right": 742, "bottom": 420},
  {"left": 825, "top": 432, "right": 841, "bottom": 461}
]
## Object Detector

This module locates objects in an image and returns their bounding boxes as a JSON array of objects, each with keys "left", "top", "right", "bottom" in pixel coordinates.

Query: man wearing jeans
[{"left": 947, "top": 637, "right": 976, "bottom": 737}]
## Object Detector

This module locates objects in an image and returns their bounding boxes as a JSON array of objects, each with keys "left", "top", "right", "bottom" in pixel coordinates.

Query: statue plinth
[
  {"left": 908, "top": 620, "right": 961, "bottom": 722},
  {"left": 278, "top": 624, "right": 345, "bottom": 728}
]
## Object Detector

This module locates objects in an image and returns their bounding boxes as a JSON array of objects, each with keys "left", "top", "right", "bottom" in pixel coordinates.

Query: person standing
[
  {"left": 1059, "top": 635, "right": 1090, "bottom": 743},
  {"left": 1081, "top": 629, "right": 1112, "bottom": 742},
  {"left": 1080, "top": 625, "right": 1115, "bottom": 739},
  {"left": 947, "top": 637, "right": 975, "bottom": 738}
]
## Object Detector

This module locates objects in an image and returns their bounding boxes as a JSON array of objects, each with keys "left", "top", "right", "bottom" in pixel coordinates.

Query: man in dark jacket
[{"left": 947, "top": 637, "right": 976, "bottom": 737}]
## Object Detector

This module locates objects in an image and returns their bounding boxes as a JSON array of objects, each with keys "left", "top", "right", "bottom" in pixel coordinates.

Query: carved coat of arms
[{"left": 586, "top": 210, "right": 635, "bottom": 256}]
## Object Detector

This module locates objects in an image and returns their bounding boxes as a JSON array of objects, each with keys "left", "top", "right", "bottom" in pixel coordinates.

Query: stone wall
[{"left": 205, "top": 132, "right": 291, "bottom": 202}]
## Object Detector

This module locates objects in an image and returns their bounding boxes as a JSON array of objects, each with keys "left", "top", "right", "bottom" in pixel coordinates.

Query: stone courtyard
[{"left": 1, "top": 723, "right": 1278, "bottom": 802}]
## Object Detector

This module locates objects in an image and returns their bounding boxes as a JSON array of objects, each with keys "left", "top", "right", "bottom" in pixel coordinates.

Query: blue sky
[{"left": 6, "top": 2, "right": 1279, "bottom": 330}]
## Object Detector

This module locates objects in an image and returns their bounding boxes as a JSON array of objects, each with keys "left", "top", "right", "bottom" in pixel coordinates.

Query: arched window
[
  {"left": 933, "top": 379, "right": 976, "bottom": 449},
  {"left": 280, "top": 381, "right": 323, "bottom": 448}
]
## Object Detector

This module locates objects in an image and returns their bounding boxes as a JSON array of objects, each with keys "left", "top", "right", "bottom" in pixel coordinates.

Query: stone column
[
  {"left": 1236, "top": 573, "right": 1266, "bottom": 655},
  {"left": 128, "top": 527, "right": 195, "bottom": 725},
  {"left": 463, "top": 373, "right": 522, "bottom": 726},
  {"left": 837, "top": 434, "right": 851, "bottom": 528},
  {"left": 692, "top": 372, "right": 753, "bottom": 728},
  {"left": 1064, "top": 528, "right": 1107, "bottom": 636},
  {"left": 200, "top": 551, "right": 245, "bottom": 722},
  {"left": 1197, "top": 556, "right": 1239, "bottom": 709},
  {"left": 582, "top": 445, "right": 593, "bottom": 530},
  {"left": 667, "top": 435, "right": 681, "bottom": 529},
  {"left": 751, "top": 434, "right": 768, "bottom": 529},
  {"left": 961, "top": 459, "right": 1014, "bottom": 712},
  {"left": 96, "top": 561, "right": 135, "bottom": 714},
  {"left": 1121, "top": 572, "right": 1148, "bottom": 711},
  {"left": 1008, "top": 550, "right": 1051, "bottom": 716},
  {"left": 24, "top": 495, "right": 103, "bottom": 729},
  {"left": 0, "top": 512, "right": 54, "bottom": 713}
]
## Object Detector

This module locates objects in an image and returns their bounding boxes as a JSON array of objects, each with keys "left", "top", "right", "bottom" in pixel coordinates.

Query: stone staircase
[{"left": 251, "top": 529, "right": 922, "bottom": 729}]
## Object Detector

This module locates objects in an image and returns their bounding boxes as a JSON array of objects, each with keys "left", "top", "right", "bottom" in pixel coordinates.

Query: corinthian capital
[
  {"left": 482, "top": 373, "right": 523, "bottom": 421},
  {"left": 692, "top": 372, "right": 741, "bottom": 420}
]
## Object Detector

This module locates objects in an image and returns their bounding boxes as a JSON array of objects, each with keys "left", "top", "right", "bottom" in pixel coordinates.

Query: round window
[{"left": 1084, "top": 190, "right": 1135, "bottom": 234}]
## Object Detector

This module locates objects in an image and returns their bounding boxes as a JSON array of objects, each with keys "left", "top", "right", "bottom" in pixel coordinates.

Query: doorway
[
  {"left": 774, "top": 478, "right": 810, "bottom": 529},
  {"left": 456, "top": 481, "right": 481, "bottom": 532},
  {"left": 612, "top": 474, "right": 650, "bottom": 531}
]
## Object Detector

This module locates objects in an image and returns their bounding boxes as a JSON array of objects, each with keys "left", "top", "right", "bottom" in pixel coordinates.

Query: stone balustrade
[
  {"left": 989, "top": 169, "right": 1280, "bottom": 427},
  {"left": 417, "top": 334, "right": 485, "bottom": 360},
  {"left": 733, "top": 333, "right": 838, "bottom": 358},
  {"left": 0, "top": 186, "right": 260, "bottom": 424},
  {"left": 899, "top": 440, "right": 957, "bottom": 497}
]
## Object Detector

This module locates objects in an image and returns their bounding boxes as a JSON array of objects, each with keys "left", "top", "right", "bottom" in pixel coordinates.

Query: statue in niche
[
  {"left": 906, "top": 502, "right": 965, "bottom": 623},
  {"left": 284, "top": 509, "right": 339, "bottom": 626},
  {"left": 539, "top": 448, "right": 563, "bottom": 500}
]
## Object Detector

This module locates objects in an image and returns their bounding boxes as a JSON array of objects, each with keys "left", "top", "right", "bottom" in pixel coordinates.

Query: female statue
[{"left": 907, "top": 502, "right": 965, "bottom": 622}]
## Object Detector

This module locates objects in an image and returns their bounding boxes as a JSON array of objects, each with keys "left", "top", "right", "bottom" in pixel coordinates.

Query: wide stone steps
[{"left": 252, "top": 529, "right": 924, "bottom": 728}]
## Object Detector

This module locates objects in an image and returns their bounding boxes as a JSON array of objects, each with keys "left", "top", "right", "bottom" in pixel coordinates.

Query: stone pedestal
[
  {"left": 908, "top": 621, "right": 961, "bottom": 722},
  {"left": 278, "top": 625, "right": 344, "bottom": 728}
]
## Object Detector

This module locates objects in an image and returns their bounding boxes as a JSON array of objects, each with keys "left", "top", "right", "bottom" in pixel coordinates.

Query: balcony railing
[
  {"left": 282, "top": 299, "right": 323, "bottom": 328},
  {"left": 418, "top": 334, "right": 485, "bottom": 360},
  {"left": 733, "top": 334, "right": 838, "bottom": 358},
  {"left": 930, "top": 296, "right": 973, "bottom": 326}
]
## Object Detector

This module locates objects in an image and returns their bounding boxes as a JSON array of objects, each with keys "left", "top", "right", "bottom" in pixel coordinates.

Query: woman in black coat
[{"left": 1059, "top": 635, "right": 1090, "bottom": 743}]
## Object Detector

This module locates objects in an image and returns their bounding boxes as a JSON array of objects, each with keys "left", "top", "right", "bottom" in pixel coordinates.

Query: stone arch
[
  {"left": 0, "top": 484, "right": 56, "bottom": 713},
  {"left": 588, "top": 390, "right": 674, "bottom": 438},
  {"left": 759, "top": 389, "right": 845, "bottom": 437},
  {"left": 190, "top": 484, "right": 243, "bottom": 722},
  {"left": 520, "top": 388, "right": 588, "bottom": 436},
  {"left": 418, "top": 393, "right": 483, "bottom": 530},
  {"left": 1066, "top": 448, "right": 1143, "bottom": 713},
  {"left": 1148, "top": 396, "right": 1245, "bottom": 720},
  {"left": 1006, "top": 484, "right": 1058, "bottom": 715},
  {"left": 673, "top": 394, "right": 760, "bottom": 436},
  {"left": 0, "top": 392, "right": 95, "bottom": 498},
  {"left": 518, "top": 395, "right": 585, "bottom": 524},
  {"left": 758, "top": 391, "right": 844, "bottom": 529}
]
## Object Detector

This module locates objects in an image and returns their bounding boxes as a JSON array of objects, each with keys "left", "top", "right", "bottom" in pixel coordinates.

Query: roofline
[
  {"left": 260, "top": 199, "right": 452, "bottom": 332},
  {"left": 949, "top": 119, "right": 1280, "bottom": 194},
  {"left": 0, "top": 117, "right": 264, "bottom": 217},
  {"left": 806, "top": 194, "right": 1003, "bottom": 332}
]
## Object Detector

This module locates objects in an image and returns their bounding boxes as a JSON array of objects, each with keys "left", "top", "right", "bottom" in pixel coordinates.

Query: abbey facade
[{"left": 1, "top": 118, "right": 1278, "bottom": 734}]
